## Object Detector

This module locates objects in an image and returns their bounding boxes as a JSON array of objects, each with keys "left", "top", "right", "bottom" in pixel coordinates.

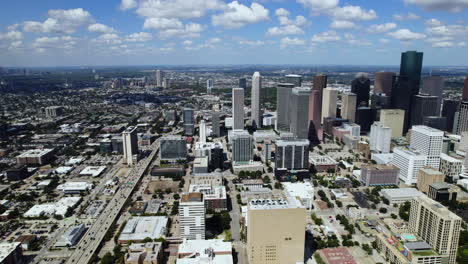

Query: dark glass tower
[
  {"left": 442, "top": 99, "right": 460, "bottom": 132},
  {"left": 392, "top": 76, "right": 412, "bottom": 133},
  {"left": 351, "top": 74, "right": 371, "bottom": 107},
  {"left": 410, "top": 94, "right": 438, "bottom": 126},
  {"left": 400, "top": 51, "right": 423, "bottom": 95}
]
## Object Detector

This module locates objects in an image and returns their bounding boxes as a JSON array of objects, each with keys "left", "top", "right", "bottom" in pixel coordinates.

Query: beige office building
[
  {"left": 247, "top": 198, "right": 306, "bottom": 264},
  {"left": 380, "top": 109, "right": 405, "bottom": 138},
  {"left": 417, "top": 167, "right": 445, "bottom": 193},
  {"left": 321, "top": 88, "right": 338, "bottom": 122},
  {"left": 409, "top": 195, "right": 462, "bottom": 264}
]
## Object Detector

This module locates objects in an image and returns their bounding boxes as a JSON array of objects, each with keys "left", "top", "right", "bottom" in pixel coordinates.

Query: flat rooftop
[
  {"left": 248, "top": 197, "right": 304, "bottom": 210},
  {"left": 181, "top": 193, "right": 203, "bottom": 202},
  {"left": 17, "top": 148, "right": 53, "bottom": 157},
  {"left": 381, "top": 188, "right": 423, "bottom": 198},
  {"left": 119, "top": 216, "right": 168, "bottom": 242}
]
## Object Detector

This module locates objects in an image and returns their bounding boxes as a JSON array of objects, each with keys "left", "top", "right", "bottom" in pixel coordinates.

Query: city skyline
[{"left": 0, "top": 0, "right": 467, "bottom": 66}]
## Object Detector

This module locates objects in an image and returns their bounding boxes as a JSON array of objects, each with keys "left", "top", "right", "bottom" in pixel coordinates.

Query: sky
[{"left": 0, "top": 0, "right": 467, "bottom": 67}]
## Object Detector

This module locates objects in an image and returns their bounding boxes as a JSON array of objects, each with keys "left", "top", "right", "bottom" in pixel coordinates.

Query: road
[{"left": 65, "top": 139, "right": 161, "bottom": 264}]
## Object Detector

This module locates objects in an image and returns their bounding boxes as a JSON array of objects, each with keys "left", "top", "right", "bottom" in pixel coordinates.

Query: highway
[{"left": 65, "top": 138, "right": 161, "bottom": 264}]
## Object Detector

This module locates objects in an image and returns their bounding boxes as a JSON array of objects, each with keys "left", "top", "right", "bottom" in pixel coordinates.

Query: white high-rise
[
  {"left": 232, "top": 88, "right": 244, "bottom": 130},
  {"left": 122, "top": 126, "right": 138, "bottom": 165},
  {"left": 322, "top": 88, "right": 338, "bottom": 122},
  {"left": 251, "top": 72, "right": 262, "bottom": 128},
  {"left": 207, "top": 79, "right": 213, "bottom": 94},
  {"left": 370, "top": 122, "right": 392, "bottom": 153},
  {"left": 392, "top": 147, "right": 427, "bottom": 185},
  {"left": 199, "top": 120, "right": 206, "bottom": 143},
  {"left": 155, "top": 69, "right": 164, "bottom": 87},
  {"left": 410, "top": 125, "right": 443, "bottom": 169},
  {"left": 179, "top": 193, "right": 205, "bottom": 240}
]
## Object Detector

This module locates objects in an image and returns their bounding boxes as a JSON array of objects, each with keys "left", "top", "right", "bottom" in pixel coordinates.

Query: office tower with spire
[
  {"left": 411, "top": 94, "right": 439, "bottom": 126},
  {"left": 422, "top": 76, "right": 444, "bottom": 114},
  {"left": 341, "top": 92, "right": 357, "bottom": 122},
  {"left": 251, "top": 72, "right": 262, "bottom": 128},
  {"left": 322, "top": 88, "right": 338, "bottom": 122},
  {"left": 122, "top": 126, "right": 138, "bottom": 165},
  {"left": 276, "top": 83, "right": 295, "bottom": 131},
  {"left": 232, "top": 88, "right": 245, "bottom": 130},
  {"left": 290, "top": 87, "right": 310, "bottom": 139},
  {"left": 351, "top": 73, "right": 371, "bottom": 107},
  {"left": 374, "top": 72, "right": 395, "bottom": 96},
  {"left": 155, "top": 69, "right": 164, "bottom": 87}
]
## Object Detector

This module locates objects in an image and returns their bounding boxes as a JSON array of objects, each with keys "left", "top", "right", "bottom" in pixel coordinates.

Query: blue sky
[{"left": 0, "top": 0, "right": 467, "bottom": 66}]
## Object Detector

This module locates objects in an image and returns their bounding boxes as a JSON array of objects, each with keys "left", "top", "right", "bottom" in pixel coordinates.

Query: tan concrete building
[
  {"left": 247, "top": 198, "right": 306, "bottom": 264},
  {"left": 409, "top": 195, "right": 462, "bottom": 264},
  {"left": 380, "top": 109, "right": 405, "bottom": 138},
  {"left": 417, "top": 167, "right": 445, "bottom": 193}
]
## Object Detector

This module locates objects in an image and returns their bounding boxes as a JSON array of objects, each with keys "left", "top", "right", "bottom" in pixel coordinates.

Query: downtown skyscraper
[
  {"left": 232, "top": 88, "right": 245, "bottom": 130},
  {"left": 251, "top": 72, "right": 262, "bottom": 128},
  {"left": 289, "top": 87, "right": 310, "bottom": 139}
]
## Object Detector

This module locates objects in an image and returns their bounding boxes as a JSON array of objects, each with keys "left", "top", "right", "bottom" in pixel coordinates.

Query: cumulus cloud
[
  {"left": 280, "top": 37, "right": 306, "bottom": 49},
  {"left": 275, "top": 8, "right": 290, "bottom": 17},
  {"left": 182, "top": 40, "right": 193, "bottom": 45},
  {"left": 387, "top": 29, "right": 426, "bottom": 41},
  {"left": 267, "top": 25, "right": 305, "bottom": 36},
  {"left": 125, "top": 32, "right": 153, "bottom": 42},
  {"left": 296, "top": 0, "right": 339, "bottom": 12},
  {"left": 158, "top": 23, "right": 205, "bottom": 39},
  {"left": 88, "top": 23, "right": 116, "bottom": 33},
  {"left": 404, "top": 0, "right": 468, "bottom": 13},
  {"left": 143, "top": 18, "right": 183, "bottom": 30},
  {"left": 393, "top": 12, "right": 420, "bottom": 21},
  {"left": 267, "top": 8, "right": 307, "bottom": 36},
  {"left": 92, "top": 33, "right": 122, "bottom": 45},
  {"left": 311, "top": 30, "right": 341, "bottom": 43},
  {"left": 0, "top": 31, "right": 23, "bottom": 41},
  {"left": 33, "top": 36, "right": 77, "bottom": 52},
  {"left": 379, "top": 38, "right": 390, "bottom": 43},
  {"left": 330, "top": 20, "right": 357, "bottom": 29},
  {"left": 212, "top": 1, "right": 269, "bottom": 29},
  {"left": 23, "top": 8, "right": 93, "bottom": 34},
  {"left": 432, "top": 41, "right": 454, "bottom": 47},
  {"left": 119, "top": 0, "right": 138, "bottom": 10},
  {"left": 136, "top": 0, "right": 225, "bottom": 19},
  {"left": 367, "top": 23, "right": 397, "bottom": 34}
]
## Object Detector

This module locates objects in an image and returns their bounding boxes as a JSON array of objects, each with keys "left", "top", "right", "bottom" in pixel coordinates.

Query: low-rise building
[
  {"left": 79, "top": 166, "right": 106, "bottom": 177},
  {"left": 125, "top": 242, "right": 162, "bottom": 264},
  {"left": 57, "top": 182, "right": 93, "bottom": 194},
  {"left": 428, "top": 182, "right": 458, "bottom": 202},
  {"left": 54, "top": 224, "right": 86, "bottom": 247},
  {"left": 0, "top": 242, "right": 23, "bottom": 264},
  {"left": 309, "top": 155, "right": 338, "bottom": 172},
  {"left": 381, "top": 188, "right": 423, "bottom": 204},
  {"left": 15, "top": 235, "right": 37, "bottom": 250},
  {"left": 190, "top": 172, "right": 223, "bottom": 186},
  {"left": 360, "top": 164, "right": 399, "bottom": 186},
  {"left": 282, "top": 182, "right": 314, "bottom": 210},
  {"left": 16, "top": 148, "right": 54, "bottom": 166},
  {"left": 23, "top": 197, "right": 81, "bottom": 218},
  {"left": 118, "top": 216, "right": 168, "bottom": 244},
  {"left": 253, "top": 130, "right": 277, "bottom": 143},
  {"left": 177, "top": 239, "right": 233, "bottom": 264},
  {"left": 417, "top": 167, "right": 445, "bottom": 193},
  {"left": 439, "top": 153, "right": 463, "bottom": 180},
  {"left": 193, "top": 157, "right": 209, "bottom": 174}
]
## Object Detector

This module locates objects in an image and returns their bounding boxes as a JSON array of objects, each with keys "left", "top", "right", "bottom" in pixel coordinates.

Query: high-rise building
[
  {"left": 322, "top": 88, "right": 338, "bottom": 122},
  {"left": 122, "top": 126, "right": 138, "bottom": 165},
  {"left": 411, "top": 94, "right": 439, "bottom": 126},
  {"left": 442, "top": 99, "right": 460, "bottom": 132},
  {"left": 276, "top": 83, "right": 295, "bottom": 131},
  {"left": 238, "top": 77, "right": 247, "bottom": 89},
  {"left": 370, "top": 122, "right": 392, "bottom": 153},
  {"left": 308, "top": 90, "right": 322, "bottom": 136},
  {"left": 355, "top": 107, "right": 376, "bottom": 133},
  {"left": 211, "top": 111, "right": 220, "bottom": 137},
  {"left": 391, "top": 76, "right": 412, "bottom": 133},
  {"left": 461, "top": 147, "right": 468, "bottom": 179},
  {"left": 422, "top": 76, "right": 444, "bottom": 113},
  {"left": 380, "top": 109, "right": 405, "bottom": 138},
  {"left": 247, "top": 198, "right": 306, "bottom": 264},
  {"left": 251, "top": 72, "right": 262, "bottom": 128},
  {"left": 463, "top": 76, "right": 468, "bottom": 100},
  {"left": 351, "top": 73, "right": 370, "bottom": 107},
  {"left": 374, "top": 72, "right": 395, "bottom": 96},
  {"left": 312, "top": 74, "right": 327, "bottom": 120},
  {"left": 45, "top": 106, "right": 64, "bottom": 118},
  {"left": 392, "top": 147, "right": 427, "bottom": 185},
  {"left": 417, "top": 167, "right": 445, "bottom": 193},
  {"left": 179, "top": 193, "right": 206, "bottom": 240},
  {"left": 232, "top": 88, "right": 245, "bottom": 130},
  {"left": 410, "top": 125, "right": 444, "bottom": 169},
  {"left": 409, "top": 195, "right": 462, "bottom": 264},
  {"left": 199, "top": 120, "right": 206, "bottom": 143},
  {"left": 206, "top": 79, "right": 213, "bottom": 94},
  {"left": 183, "top": 108, "right": 195, "bottom": 136},
  {"left": 163, "top": 77, "right": 171, "bottom": 89},
  {"left": 275, "top": 139, "right": 309, "bottom": 170},
  {"left": 155, "top": 69, "right": 164, "bottom": 87},
  {"left": 231, "top": 130, "right": 253, "bottom": 163},
  {"left": 422, "top": 116, "right": 447, "bottom": 131},
  {"left": 439, "top": 153, "right": 463, "bottom": 180},
  {"left": 160, "top": 136, "right": 187, "bottom": 161},
  {"left": 341, "top": 93, "right": 357, "bottom": 122},
  {"left": 285, "top": 74, "right": 302, "bottom": 87},
  {"left": 400, "top": 51, "right": 424, "bottom": 95},
  {"left": 360, "top": 164, "right": 399, "bottom": 186},
  {"left": 290, "top": 87, "right": 310, "bottom": 139},
  {"left": 456, "top": 101, "right": 468, "bottom": 135}
]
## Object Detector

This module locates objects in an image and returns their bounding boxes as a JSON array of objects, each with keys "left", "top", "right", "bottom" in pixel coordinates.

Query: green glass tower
[{"left": 400, "top": 50, "right": 423, "bottom": 95}]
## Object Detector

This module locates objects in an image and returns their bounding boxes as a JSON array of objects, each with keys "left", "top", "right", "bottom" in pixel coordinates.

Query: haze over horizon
[{"left": 1, "top": 0, "right": 468, "bottom": 67}]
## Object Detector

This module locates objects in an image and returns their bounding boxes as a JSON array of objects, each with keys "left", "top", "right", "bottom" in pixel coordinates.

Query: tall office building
[
  {"left": 422, "top": 76, "right": 444, "bottom": 114},
  {"left": 247, "top": 198, "right": 306, "bottom": 264},
  {"left": 163, "top": 77, "right": 171, "bottom": 89},
  {"left": 442, "top": 99, "right": 460, "bottom": 132},
  {"left": 160, "top": 136, "right": 188, "bottom": 161},
  {"left": 409, "top": 195, "right": 462, "bottom": 264},
  {"left": 231, "top": 130, "right": 253, "bottom": 163},
  {"left": 411, "top": 94, "right": 439, "bottom": 126},
  {"left": 391, "top": 76, "right": 412, "bottom": 133},
  {"left": 276, "top": 83, "right": 295, "bottom": 131},
  {"left": 417, "top": 167, "right": 445, "bottom": 193},
  {"left": 410, "top": 125, "right": 443, "bottom": 169},
  {"left": 370, "top": 122, "right": 392, "bottom": 153},
  {"left": 322, "top": 88, "right": 338, "bottom": 122},
  {"left": 155, "top": 69, "right": 164, "bottom": 87},
  {"left": 461, "top": 147, "right": 468, "bottom": 179},
  {"left": 456, "top": 101, "right": 468, "bottom": 135},
  {"left": 179, "top": 193, "right": 206, "bottom": 240},
  {"left": 275, "top": 139, "right": 309, "bottom": 170},
  {"left": 238, "top": 77, "right": 247, "bottom": 89},
  {"left": 122, "top": 126, "right": 138, "bottom": 165},
  {"left": 355, "top": 107, "right": 376, "bottom": 133},
  {"left": 206, "top": 79, "right": 213, "bottom": 94},
  {"left": 211, "top": 111, "right": 220, "bottom": 137},
  {"left": 313, "top": 74, "right": 327, "bottom": 119},
  {"left": 183, "top": 108, "right": 195, "bottom": 136},
  {"left": 392, "top": 147, "right": 427, "bottom": 185},
  {"left": 351, "top": 73, "right": 371, "bottom": 107},
  {"left": 232, "top": 88, "right": 245, "bottom": 130},
  {"left": 251, "top": 72, "right": 262, "bottom": 128},
  {"left": 309, "top": 90, "right": 322, "bottom": 135},
  {"left": 380, "top": 109, "right": 405, "bottom": 138},
  {"left": 341, "top": 93, "right": 357, "bottom": 122},
  {"left": 374, "top": 71, "right": 395, "bottom": 96},
  {"left": 285, "top": 74, "right": 302, "bottom": 87},
  {"left": 422, "top": 116, "right": 447, "bottom": 131},
  {"left": 463, "top": 76, "right": 468, "bottom": 100},
  {"left": 199, "top": 120, "right": 206, "bottom": 143},
  {"left": 290, "top": 87, "right": 311, "bottom": 139}
]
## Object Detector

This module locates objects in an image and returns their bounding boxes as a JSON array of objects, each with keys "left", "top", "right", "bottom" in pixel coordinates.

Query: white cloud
[
  {"left": 212, "top": 1, "right": 269, "bottom": 29},
  {"left": 311, "top": 30, "right": 341, "bottom": 43},
  {"left": 136, "top": 0, "right": 225, "bottom": 19},
  {"left": 330, "top": 20, "right": 357, "bottom": 29},
  {"left": 125, "top": 32, "right": 153, "bottom": 42},
  {"left": 88, "top": 23, "right": 116, "bottom": 33},
  {"left": 425, "top": 18, "right": 443, "bottom": 27},
  {"left": 347, "top": 39, "right": 372, "bottom": 46},
  {"left": 297, "top": 0, "right": 339, "bottom": 12},
  {"left": 367, "top": 23, "right": 397, "bottom": 34},
  {"left": 23, "top": 8, "right": 93, "bottom": 34},
  {"left": 237, "top": 38, "right": 267, "bottom": 46},
  {"left": 143, "top": 17, "right": 183, "bottom": 30},
  {"left": 119, "top": 0, "right": 137, "bottom": 10},
  {"left": 280, "top": 37, "right": 306, "bottom": 48},
  {"left": 267, "top": 25, "right": 305, "bottom": 35},
  {"left": 92, "top": 33, "right": 122, "bottom": 45},
  {"left": 208, "top": 37, "right": 222, "bottom": 44},
  {"left": 329, "top": 5, "right": 377, "bottom": 21},
  {"left": 393, "top": 12, "right": 420, "bottom": 21},
  {"left": 379, "top": 38, "right": 389, "bottom": 43},
  {"left": 159, "top": 23, "right": 205, "bottom": 39},
  {"left": 267, "top": 8, "right": 307, "bottom": 36},
  {"left": 182, "top": 40, "right": 193, "bottom": 45},
  {"left": 458, "top": 41, "right": 467, "bottom": 47},
  {"left": 432, "top": 41, "right": 454, "bottom": 47},
  {"left": 404, "top": 0, "right": 468, "bottom": 13},
  {"left": 33, "top": 36, "right": 77, "bottom": 52},
  {"left": 387, "top": 29, "right": 426, "bottom": 41},
  {"left": 0, "top": 31, "right": 23, "bottom": 41},
  {"left": 275, "top": 8, "right": 290, "bottom": 17}
]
